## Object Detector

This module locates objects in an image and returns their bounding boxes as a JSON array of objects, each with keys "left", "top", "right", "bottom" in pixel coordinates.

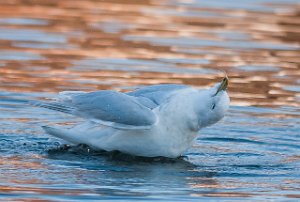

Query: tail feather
[{"left": 42, "top": 125, "right": 83, "bottom": 144}]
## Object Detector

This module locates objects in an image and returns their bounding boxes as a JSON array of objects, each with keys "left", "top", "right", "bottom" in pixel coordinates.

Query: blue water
[
  {"left": 0, "top": 0, "right": 300, "bottom": 201},
  {"left": 0, "top": 92, "right": 299, "bottom": 201}
]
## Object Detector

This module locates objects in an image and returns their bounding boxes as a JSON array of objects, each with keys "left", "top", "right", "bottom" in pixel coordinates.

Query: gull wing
[
  {"left": 31, "top": 90, "right": 157, "bottom": 130},
  {"left": 128, "top": 84, "right": 189, "bottom": 105}
]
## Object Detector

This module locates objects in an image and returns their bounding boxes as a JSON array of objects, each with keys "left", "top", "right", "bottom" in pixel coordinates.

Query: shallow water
[{"left": 0, "top": 0, "right": 300, "bottom": 201}]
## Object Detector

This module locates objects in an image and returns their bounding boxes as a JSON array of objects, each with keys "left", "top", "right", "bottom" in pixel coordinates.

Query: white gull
[{"left": 32, "top": 77, "right": 229, "bottom": 158}]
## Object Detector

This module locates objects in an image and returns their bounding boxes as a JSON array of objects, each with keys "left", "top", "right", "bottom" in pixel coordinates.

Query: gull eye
[{"left": 211, "top": 103, "right": 216, "bottom": 110}]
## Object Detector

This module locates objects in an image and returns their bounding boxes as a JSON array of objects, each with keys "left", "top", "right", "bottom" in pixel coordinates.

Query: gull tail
[{"left": 42, "top": 125, "right": 84, "bottom": 145}]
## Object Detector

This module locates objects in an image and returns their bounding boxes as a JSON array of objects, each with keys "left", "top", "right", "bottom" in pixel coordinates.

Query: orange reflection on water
[{"left": 0, "top": 0, "right": 299, "bottom": 109}]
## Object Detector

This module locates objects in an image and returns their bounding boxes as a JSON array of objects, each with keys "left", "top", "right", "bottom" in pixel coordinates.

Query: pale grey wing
[
  {"left": 127, "top": 84, "right": 189, "bottom": 105},
  {"left": 30, "top": 90, "right": 157, "bottom": 130},
  {"left": 72, "top": 91, "right": 157, "bottom": 128}
]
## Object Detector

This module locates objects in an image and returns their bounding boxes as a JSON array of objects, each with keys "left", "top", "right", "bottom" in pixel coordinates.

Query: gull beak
[{"left": 214, "top": 75, "right": 228, "bottom": 96}]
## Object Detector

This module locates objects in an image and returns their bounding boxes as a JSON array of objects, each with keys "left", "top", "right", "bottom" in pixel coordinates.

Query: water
[{"left": 0, "top": 0, "right": 299, "bottom": 201}]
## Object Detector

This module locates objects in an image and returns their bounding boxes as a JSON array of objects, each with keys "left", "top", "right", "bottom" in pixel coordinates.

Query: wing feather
[
  {"left": 30, "top": 90, "right": 157, "bottom": 130},
  {"left": 31, "top": 85, "right": 188, "bottom": 130}
]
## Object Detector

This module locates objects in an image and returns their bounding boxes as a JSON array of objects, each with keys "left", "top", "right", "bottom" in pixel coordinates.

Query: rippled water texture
[{"left": 0, "top": 0, "right": 300, "bottom": 201}]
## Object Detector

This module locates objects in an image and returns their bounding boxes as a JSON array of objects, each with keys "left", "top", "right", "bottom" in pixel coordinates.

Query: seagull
[{"left": 31, "top": 76, "right": 229, "bottom": 158}]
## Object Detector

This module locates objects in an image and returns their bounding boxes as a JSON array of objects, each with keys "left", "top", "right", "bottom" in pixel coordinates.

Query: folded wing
[
  {"left": 31, "top": 90, "right": 157, "bottom": 130},
  {"left": 31, "top": 84, "right": 189, "bottom": 130},
  {"left": 128, "top": 84, "right": 189, "bottom": 105}
]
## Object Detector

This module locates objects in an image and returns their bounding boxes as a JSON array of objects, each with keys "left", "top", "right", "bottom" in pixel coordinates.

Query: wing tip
[{"left": 29, "top": 100, "right": 75, "bottom": 114}]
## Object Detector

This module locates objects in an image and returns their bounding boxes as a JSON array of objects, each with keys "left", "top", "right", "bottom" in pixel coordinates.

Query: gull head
[{"left": 196, "top": 76, "right": 230, "bottom": 128}]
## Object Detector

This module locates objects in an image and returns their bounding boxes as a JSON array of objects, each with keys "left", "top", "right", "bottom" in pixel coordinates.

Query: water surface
[{"left": 0, "top": 0, "right": 299, "bottom": 201}]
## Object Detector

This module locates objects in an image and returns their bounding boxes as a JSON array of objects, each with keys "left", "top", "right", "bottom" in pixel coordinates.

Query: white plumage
[{"left": 34, "top": 78, "right": 230, "bottom": 158}]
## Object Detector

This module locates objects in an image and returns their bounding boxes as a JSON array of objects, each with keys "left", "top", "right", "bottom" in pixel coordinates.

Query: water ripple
[{"left": 0, "top": 0, "right": 299, "bottom": 201}]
